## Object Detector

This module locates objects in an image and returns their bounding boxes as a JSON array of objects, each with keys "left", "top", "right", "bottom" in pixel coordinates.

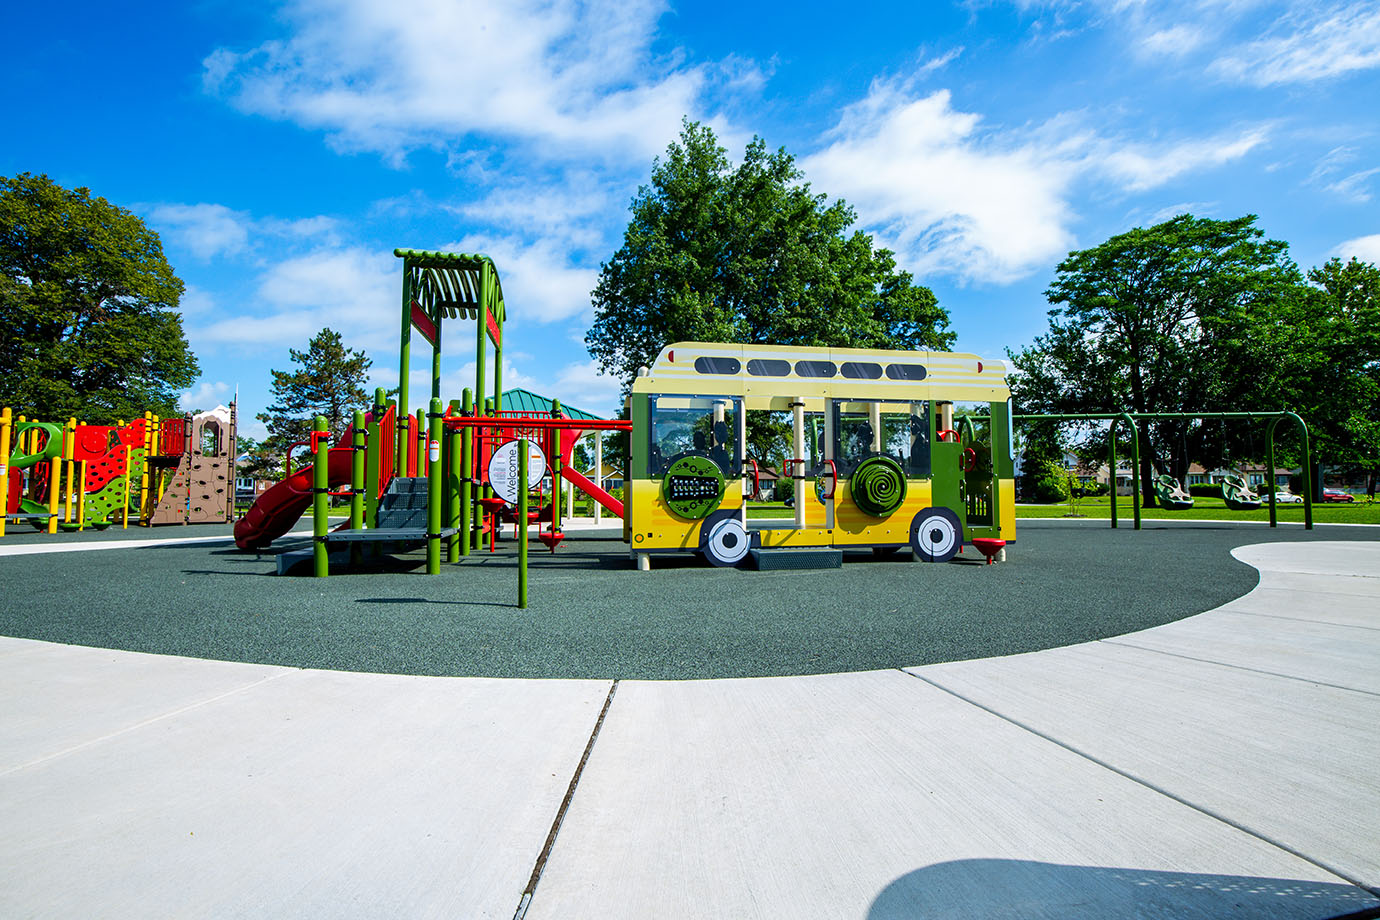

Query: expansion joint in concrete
[
  {"left": 1101, "top": 639, "right": 1380, "bottom": 699},
  {"left": 898, "top": 668, "right": 1380, "bottom": 899},
  {"left": 1218, "top": 610, "right": 1380, "bottom": 634},
  {"left": 0, "top": 670, "right": 292, "bottom": 779},
  {"left": 513, "top": 679, "right": 619, "bottom": 920}
]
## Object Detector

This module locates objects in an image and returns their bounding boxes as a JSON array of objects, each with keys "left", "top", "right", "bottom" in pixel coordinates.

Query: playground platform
[{"left": 0, "top": 524, "right": 1377, "bottom": 918}]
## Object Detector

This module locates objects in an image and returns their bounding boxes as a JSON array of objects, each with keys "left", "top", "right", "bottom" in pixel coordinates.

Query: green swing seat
[
  {"left": 1221, "top": 470, "right": 1263, "bottom": 510},
  {"left": 1153, "top": 473, "right": 1194, "bottom": 510}
]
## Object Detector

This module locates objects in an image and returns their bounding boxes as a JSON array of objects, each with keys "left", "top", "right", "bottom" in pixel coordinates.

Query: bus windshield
[{"left": 648, "top": 395, "right": 741, "bottom": 477}]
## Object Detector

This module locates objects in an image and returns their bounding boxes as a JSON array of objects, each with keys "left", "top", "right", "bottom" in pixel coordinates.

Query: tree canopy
[
  {"left": 1008, "top": 214, "right": 1309, "bottom": 497},
  {"left": 1263, "top": 257, "right": 1380, "bottom": 466},
  {"left": 587, "top": 121, "right": 954, "bottom": 392},
  {"left": 256, "top": 328, "right": 372, "bottom": 461},
  {"left": 1010, "top": 213, "right": 1380, "bottom": 497},
  {"left": 0, "top": 172, "right": 199, "bottom": 421}
]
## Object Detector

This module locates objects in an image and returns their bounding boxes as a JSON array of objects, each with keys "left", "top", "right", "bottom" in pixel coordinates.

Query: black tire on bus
[{"left": 910, "top": 507, "right": 962, "bottom": 563}]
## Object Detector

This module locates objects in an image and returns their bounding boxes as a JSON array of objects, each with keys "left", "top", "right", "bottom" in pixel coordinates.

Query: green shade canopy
[{"left": 500, "top": 388, "right": 601, "bottom": 420}]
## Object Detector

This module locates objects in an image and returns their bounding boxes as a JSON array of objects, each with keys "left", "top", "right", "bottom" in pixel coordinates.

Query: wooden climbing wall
[{"left": 149, "top": 405, "right": 236, "bottom": 525}]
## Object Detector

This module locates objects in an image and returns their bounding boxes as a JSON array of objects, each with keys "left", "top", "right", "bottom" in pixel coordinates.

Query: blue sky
[{"left": 4, "top": 0, "right": 1379, "bottom": 434}]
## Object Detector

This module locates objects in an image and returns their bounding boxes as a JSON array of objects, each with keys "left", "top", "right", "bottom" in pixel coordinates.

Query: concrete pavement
[{"left": 1, "top": 540, "right": 1377, "bottom": 918}]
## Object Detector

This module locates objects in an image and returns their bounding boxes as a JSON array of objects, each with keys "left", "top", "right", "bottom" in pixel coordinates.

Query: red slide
[
  {"left": 560, "top": 465, "right": 624, "bottom": 518},
  {"left": 234, "top": 438, "right": 356, "bottom": 550}
]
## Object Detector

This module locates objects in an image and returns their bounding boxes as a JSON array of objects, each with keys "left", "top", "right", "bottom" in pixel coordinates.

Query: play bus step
[{"left": 749, "top": 547, "right": 843, "bottom": 570}]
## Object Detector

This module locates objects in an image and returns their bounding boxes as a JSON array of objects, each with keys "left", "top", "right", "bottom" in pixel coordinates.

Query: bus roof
[{"left": 631, "top": 342, "right": 1010, "bottom": 403}]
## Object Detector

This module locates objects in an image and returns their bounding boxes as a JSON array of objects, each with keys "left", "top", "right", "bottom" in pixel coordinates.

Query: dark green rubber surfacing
[{"left": 0, "top": 520, "right": 1373, "bottom": 681}]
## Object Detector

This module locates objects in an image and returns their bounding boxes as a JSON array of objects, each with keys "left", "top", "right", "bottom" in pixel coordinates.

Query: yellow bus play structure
[{"left": 624, "top": 342, "right": 1017, "bottom": 568}]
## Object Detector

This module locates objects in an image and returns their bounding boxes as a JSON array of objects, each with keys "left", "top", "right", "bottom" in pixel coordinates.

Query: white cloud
[
  {"left": 1148, "top": 200, "right": 1217, "bottom": 222},
  {"left": 1324, "top": 167, "right": 1380, "bottom": 203},
  {"left": 203, "top": 0, "right": 740, "bottom": 163},
  {"left": 148, "top": 203, "right": 251, "bottom": 260},
  {"left": 1095, "top": 126, "right": 1269, "bottom": 190},
  {"left": 1335, "top": 233, "right": 1380, "bottom": 264},
  {"left": 801, "top": 81, "right": 1267, "bottom": 283},
  {"left": 179, "top": 380, "right": 232, "bottom": 411},
  {"left": 191, "top": 246, "right": 398, "bottom": 356},
  {"left": 451, "top": 179, "right": 610, "bottom": 250},
  {"left": 447, "top": 235, "right": 598, "bottom": 324},
  {"left": 1139, "top": 24, "right": 1207, "bottom": 57},
  {"left": 918, "top": 47, "right": 964, "bottom": 75},
  {"left": 1306, "top": 146, "right": 1379, "bottom": 202},
  {"left": 803, "top": 87, "right": 1079, "bottom": 283},
  {"left": 1211, "top": 4, "right": 1380, "bottom": 85},
  {"left": 543, "top": 360, "right": 624, "bottom": 417},
  {"left": 148, "top": 202, "right": 342, "bottom": 262},
  {"left": 178, "top": 284, "right": 217, "bottom": 316}
]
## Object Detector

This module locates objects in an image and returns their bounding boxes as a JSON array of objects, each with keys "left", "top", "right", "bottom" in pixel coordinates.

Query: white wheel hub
[{"left": 705, "top": 518, "right": 750, "bottom": 566}]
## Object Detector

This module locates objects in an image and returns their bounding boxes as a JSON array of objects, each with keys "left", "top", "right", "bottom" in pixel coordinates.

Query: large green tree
[
  {"left": 256, "top": 328, "right": 372, "bottom": 460},
  {"left": 1263, "top": 257, "right": 1380, "bottom": 469},
  {"left": 1008, "top": 214, "right": 1304, "bottom": 503},
  {"left": 0, "top": 172, "right": 199, "bottom": 420},
  {"left": 587, "top": 121, "right": 954, "bottom": 392}
]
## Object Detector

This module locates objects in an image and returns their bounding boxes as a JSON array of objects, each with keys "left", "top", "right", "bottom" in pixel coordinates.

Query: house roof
[
  {"left": 581, "top": 463, "right": 623, "bottom": 479},
  {"left": 501, "top": 388, "right": 602, "bottom": 420}
]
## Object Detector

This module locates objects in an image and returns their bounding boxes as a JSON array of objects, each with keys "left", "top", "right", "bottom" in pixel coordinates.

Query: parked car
[
  {"left": 1320, "top": 488, "right": 1356, "bottom": 503},
  {"left": 1272, "top": 491, "right": 1304, "bottom": 504}
]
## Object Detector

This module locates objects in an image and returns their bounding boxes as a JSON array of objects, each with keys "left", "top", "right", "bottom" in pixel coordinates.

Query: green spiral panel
[{"left": 851, "top": 456, "right": 907, "bottom": 517}]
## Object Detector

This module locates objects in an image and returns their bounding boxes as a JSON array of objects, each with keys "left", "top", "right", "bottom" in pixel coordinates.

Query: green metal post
[
  {"left": 398, "top": 261, "right": 412, "bottom": 474},
  {"left": 475, "top": 265, "right": 487, "bottom": 426},
  {"left": 461, "top": 388, "right": 474, "bottom": 556},
  {"left": 427, "top": 398, "right": 442, "bottom": 574},
  {"left": 366, "top": 388, "right": 385, "bottom": 529},
  {"left": 350, "top": 409, "right": 366, "bottom": 566},
  {"left": 447, "top": 398, "right": 461, "bottom": 563},
  {"left": 414, "top": 408, "right": 425, "bottom": 477},
  {"left": 432, "top": 313, "right": 443, "bottom": 403},
  {"left": 482, "top": 397, "right": 495, "bottom": 549},
  {"left": 1266, "top": 423, "right": 1278, "bottom": 528},
  {"left": 312, "top": 416, "right": 328, "bottom": 578},
  {"left": 1124, "top": 412, "right": 1141, "bottom": 530},
  {"left": 1290, "top": 412, "right": 1313, "bottom": 530},
  {"left": 518, "top": 436, "right": 529, "bottom": 609},
  {"left": 1108, "top": 426, "right": 1119, "bottom": 530},
  {"left": 550, "top": 398, "right": 562, "bottom": 532}
]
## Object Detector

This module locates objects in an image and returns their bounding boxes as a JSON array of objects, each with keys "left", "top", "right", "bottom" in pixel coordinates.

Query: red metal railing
[
  {"left": 158, "top": 417, "right": 189, "bottom": 456},
  {"left": 376, "top": 405, "right": 396, "bottom": 499}
]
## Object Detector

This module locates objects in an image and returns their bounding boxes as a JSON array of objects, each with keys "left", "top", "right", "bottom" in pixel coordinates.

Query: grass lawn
[
  {"left": 1017, "top": 494, "right": 1380, "bottom": 525},
  {"left": 739, "top": 497, "right": 1380, "bottom": 525}
]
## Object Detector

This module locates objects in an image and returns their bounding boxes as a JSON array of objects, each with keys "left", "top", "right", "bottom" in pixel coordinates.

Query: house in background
[{"left": 1185, "top": 464, "right": 1292, "bottom": 489}]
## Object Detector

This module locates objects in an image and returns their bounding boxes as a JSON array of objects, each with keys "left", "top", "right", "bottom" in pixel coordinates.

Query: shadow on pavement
[{"left": 867, "top": 859, "right": 1380, "bottom": 920}]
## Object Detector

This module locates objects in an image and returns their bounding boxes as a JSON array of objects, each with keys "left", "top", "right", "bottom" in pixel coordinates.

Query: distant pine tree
[{"left": 256, "top": 328, "right": 371, "bottom": 462}]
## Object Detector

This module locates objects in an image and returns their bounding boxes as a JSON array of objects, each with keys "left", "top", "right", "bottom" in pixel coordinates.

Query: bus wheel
[
  {"left": 910, "top": 508, "right": 961, "bottom": 563},
  {"left": 703, "top": 514, "right": 751, "bottom": 567}
]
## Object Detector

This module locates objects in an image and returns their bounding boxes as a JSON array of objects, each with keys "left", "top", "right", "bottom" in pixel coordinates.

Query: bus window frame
[{"left": 647, "top": 393, "right": 743, "bottom": 479}]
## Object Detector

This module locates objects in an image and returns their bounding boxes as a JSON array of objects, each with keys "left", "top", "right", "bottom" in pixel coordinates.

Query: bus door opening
[{"left": 954, "top": 402, "right": 994, "bottom": 528}]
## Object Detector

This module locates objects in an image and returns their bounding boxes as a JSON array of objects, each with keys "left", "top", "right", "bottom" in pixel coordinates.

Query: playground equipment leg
[
  {"left": 350, "top": 409, "right": 365, "bottom": 567},
  {"left": 62, "top": 419, "right": 76, "bottom": 526},
  {"left": 427, "top": 398, "right": 442, "bottom": 575},
  {"left": 593, "top": 433, "right": 603, "bottom": 524},
  {"left": 460, "top": 389, "right": 474, "bottom": 556},
  {"left": 447, "top": 399, "right": 461, "bottom": 563},
  {"left": 46, "top": 451, "right": 60, "bottom": 534},
  {"left": 77, "top": 460, "right": 86, "bottom": 530},
  {"left": 518, "top": 437, "right": 528, "bottom": 608},
  {"left": 0, "top": 407, "right": 10, "bottom": 538},
  {"left": 313, "top": 416, "right": 328, "bottom": 578}
]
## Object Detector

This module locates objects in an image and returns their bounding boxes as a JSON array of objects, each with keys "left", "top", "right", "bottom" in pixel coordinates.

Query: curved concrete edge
[{"left": 1, "top": 541, "right": 1377, "bottom": 919}]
